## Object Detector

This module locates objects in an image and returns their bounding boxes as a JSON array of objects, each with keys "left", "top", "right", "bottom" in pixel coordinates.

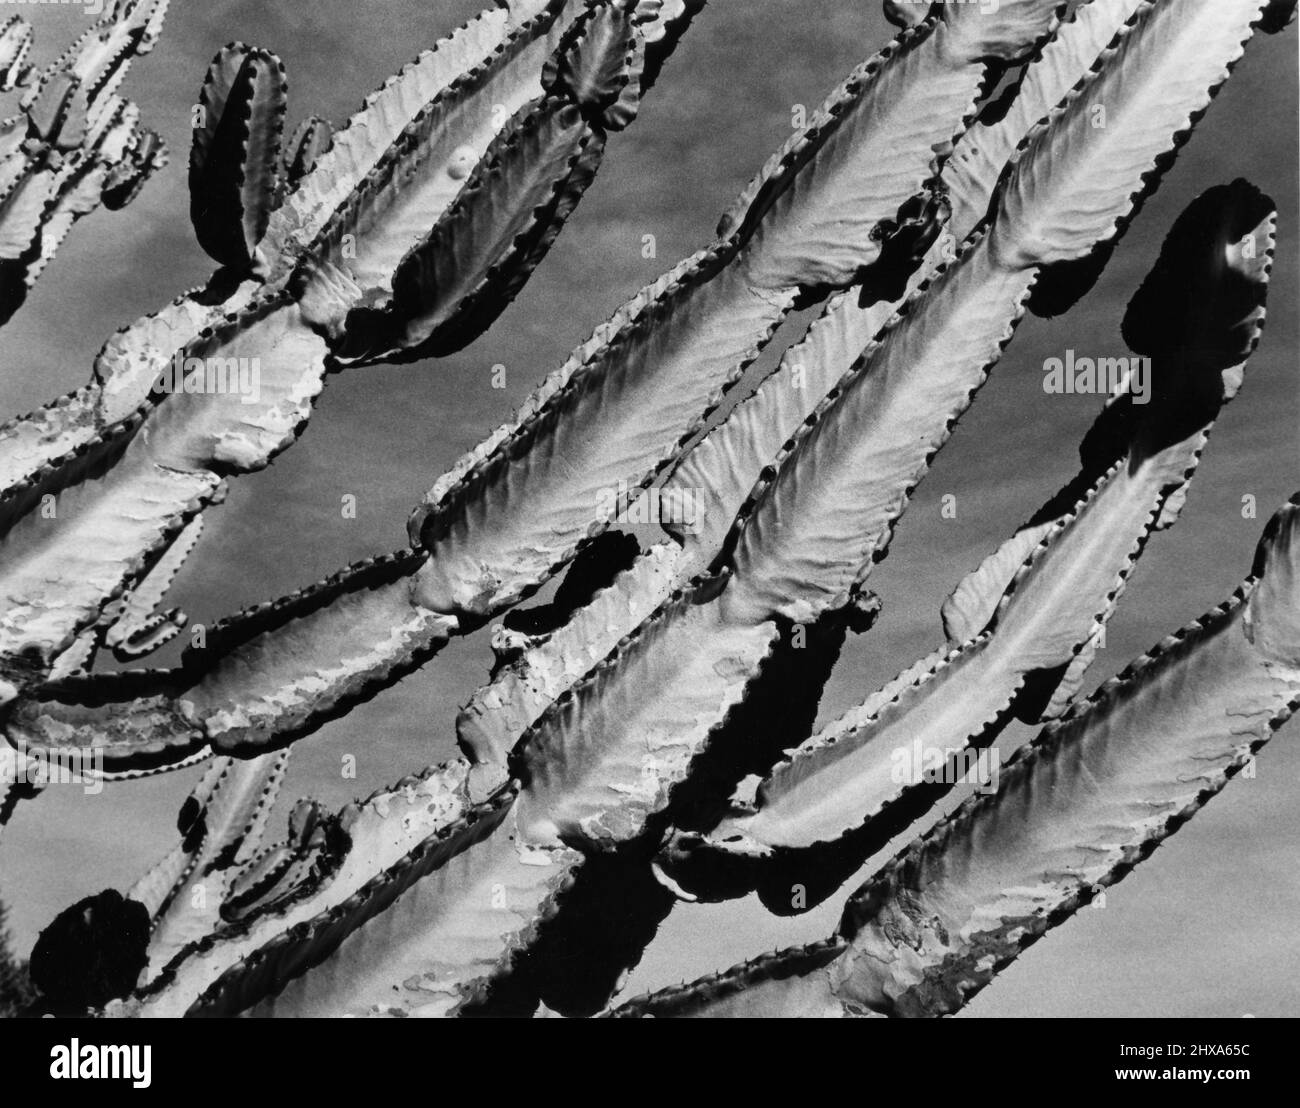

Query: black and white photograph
[{"left": 0, "top": 0, "right": 1296, "bottom": 1071}]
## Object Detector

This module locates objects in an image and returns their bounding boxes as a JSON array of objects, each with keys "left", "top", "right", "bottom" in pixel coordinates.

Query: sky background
[{"left": 1, "top": 0, "right": 1297, "bottom": 1017}]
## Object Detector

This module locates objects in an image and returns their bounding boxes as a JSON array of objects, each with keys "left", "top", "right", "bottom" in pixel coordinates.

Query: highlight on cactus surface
[{"left": 0, "top": 0, "right": 1296, "bottom": 1032}]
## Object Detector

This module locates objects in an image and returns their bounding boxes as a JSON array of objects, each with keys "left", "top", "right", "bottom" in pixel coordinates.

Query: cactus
[
  {"left": 0, "top": 2, "right": 170, "bottom": 324},
  {"left": 0, "top": 0, "right": 1295, "bottom": 1019}
]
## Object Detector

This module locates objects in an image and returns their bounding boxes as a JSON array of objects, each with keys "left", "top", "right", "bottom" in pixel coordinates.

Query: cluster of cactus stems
[
  {"left": 0, "top": 2, "right": 168, "bottom": 326},
  {"left": 0, "top": 0, "right": 1296, "bottom": 1017}
]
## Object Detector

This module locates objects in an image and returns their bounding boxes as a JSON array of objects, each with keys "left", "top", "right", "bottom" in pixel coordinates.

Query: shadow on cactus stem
[{"left": 479, "top": 590, "right": 884, "bottom": 1015}]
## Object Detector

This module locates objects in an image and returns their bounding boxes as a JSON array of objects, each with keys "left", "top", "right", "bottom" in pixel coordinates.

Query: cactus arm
[
  {"left": 0, "top": 168, "right": 56, "bottom": 259},
  {"left": 942, "top": 170, "right": 1277, "bottom": 657},
  {"left": 135, "top": 751, "right": 291, "bottom": 982},
  {"left": 0, "top": 299, "right": 331, "bottom": 676},
  {"left": 0, "top": 96, "right": 168, "bottom": 319},
  {"left": 0, "top": 387, "right": 104, "bottom": 515},
  {"left": 711, "top": 634, "right": 1010, "bottom": 856},
  {"left": 123, "top": 761, "right": 523, "bottom": 1017},
  {"left": 259, "top": 6, "right": 514, "bottom": 259},
  {"left": 674, "top": 182, "right": 1276, "bottom": 862},
  {"left": 720, "top": 233, "right": 1035, "bottom": 626},
  {"left": 613, "top": 500, "right": 1300, "bottom": 1018},
  {"left": 408, "top": 5, "right": 1058, "bottom": 619},
  {"left": 94, "top": 282, "right": 264, "bottom": 429},
  {"left": 103, "top": 517, "right": 204, "bottom": 661},
  {"left": 47, "top": 627, "right": 100, "bottom": 683},
  {"left": 329, "top": 95, "right": 606, "bottom": 361},
  {"left": 189, "top": 45, "right": 289, "bottom": 271},
  {"left": 328, "top": 3, "right": 705, "bottom": 363},
  {"left": 0, "top": 447, "right": 220, "bottom": 679},
  {"left": 0, "top": 4, "right": 565, "bottom": 488},
  {"left": 30, "top": 0, "right": 1253, "bottom": 793},
  {"left": 512, "top": 583, "right": 780, "bottom": 848},
  {"left": 0, "top": 274, "right": 260, "bottom": 531},
  {"left": 3, "top": 551, "right": 456, "bottom": 771},
  {"left": 458, "top": 541, "right": 684, "bottom": 765},
  {"left": 408, "top": 244, "right": 795, "bottom": 616},
  {"left": 939, "top": 523, "right": 1055, "bottom": 644},
  {"left": 1, "top": 4, "right": 520, "bottom": 484},
  {"left": 295, "top": 0, "right": 701, "bottom": 307},
  {"left": 715, "top": 0, "right": 1058, "bottom": 247},
  {"left": 240, "top": 815, "right": 579, "bottom": 1018},
  {"left": 828, "top": 501, "right": 1300, "bottom": 1018},
  {"left": 0, "top": 17, "right": 32, "bottom": 91},
  {"left": 663, "top": 0, "right": 1151, "bottom": 558},
  {"left": 127, "top": 844, "right": 194, "bottom": 923},
  {"left": 0, "top": 2, "right": 170, "bottom": 317},
  {"left": 136, "top": 300, "right": 328, "bottom": 473},
  {"left": 14, "top": 0, "right": 1023, "bottom": 760},
  {"left": 733, "top": 0, "right": 1061, "bottom": 291},
  {"left": 287, "top": 1, "right": 585, "bottom": 296},
  {"left": 470, "top": 0, "right": 1141, "bottom": 743},
  {"left": 5, "top": 667, "right": 210, "bottom": 779},
  {"left": 27, "top": 102, "right": 168, "bottom": 285},
  {"left": 944, "top": 0, "right": 1146, "bottom": 235},
  {"left": 0, "top": 0, "right": 694, "bottom": 689},
  {"left": 721, "top": 0, "right": 1275, "bottom": 628},
  {"left": 991, "top": 0, "right": 1265, "bottom": 272},
  {"left": 186, "top": 573, "right": 456, "bottom": 757},
  {"left": 21, "top": 0, "right": 168, "bottom": 113}
]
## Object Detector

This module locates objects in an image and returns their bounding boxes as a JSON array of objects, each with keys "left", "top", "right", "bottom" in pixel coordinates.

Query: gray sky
[{"left": 0, "top": 0, "right": 1297, "bottom": 1017}]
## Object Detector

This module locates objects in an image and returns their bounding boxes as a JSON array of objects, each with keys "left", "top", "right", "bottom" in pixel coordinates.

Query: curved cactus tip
[
  {"left": 543, "top": 1, "right": 641, "bottom": 131},
  {"left": 190, "top": 41, "right": 289, "bottom": 272},
  {"left": 30, "top": 890, "right": 150, "bottom": 1015},
  {"left": 1245, "top": 494, "right": 1300, "bottom": 667}
]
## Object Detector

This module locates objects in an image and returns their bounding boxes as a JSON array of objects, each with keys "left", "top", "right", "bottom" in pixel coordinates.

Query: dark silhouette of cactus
[{"left": 0, "top": 0, "right": 1296, "bottom": 1018}]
